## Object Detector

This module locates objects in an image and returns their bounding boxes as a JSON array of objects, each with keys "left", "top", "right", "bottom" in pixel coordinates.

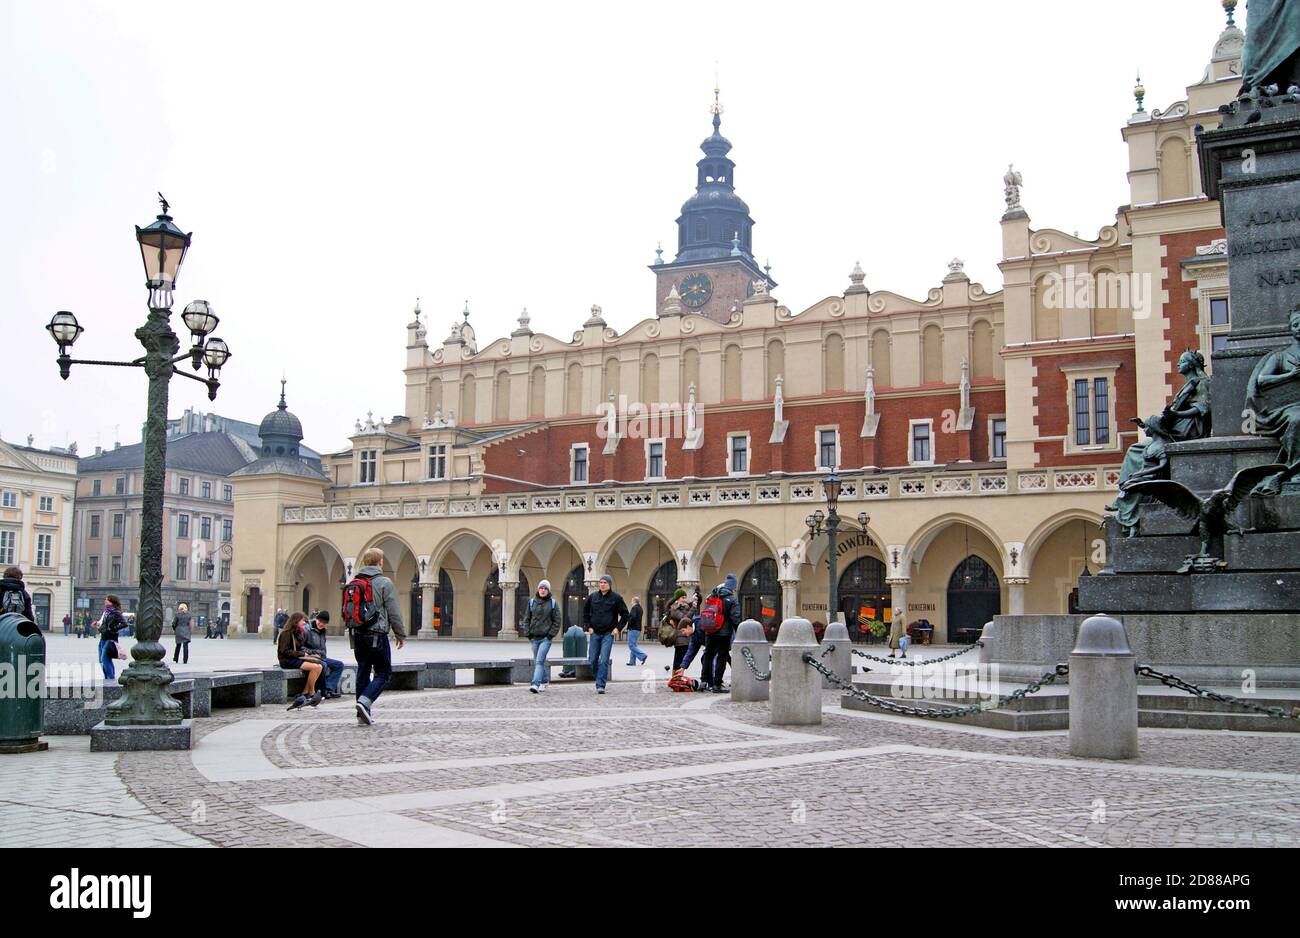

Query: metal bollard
[
  {"left": 819, "top": 621, "right": 852, "bottom": 689},
  {"left": 731, "top": 619, "right": 769, "bottom": 702},
  {"left": 1068, "top": 614, "right": 1138, "bottom": 759},
  {"left": 770, "top": 617, "right": 822, "bottom": 726}
]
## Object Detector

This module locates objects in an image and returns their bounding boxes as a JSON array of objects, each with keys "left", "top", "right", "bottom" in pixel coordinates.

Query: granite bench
[
  {"left": 511, "top": 656, "right": 595, "bottom": 683},
  {"left": 426, "top": 660, "right": 517, "bottom": 688},
  {"left": 43, "top": 677, "right": 209, "bottom": 735},
  {"left": 208, "top": 671, "right": 264, "bottom": 709}
]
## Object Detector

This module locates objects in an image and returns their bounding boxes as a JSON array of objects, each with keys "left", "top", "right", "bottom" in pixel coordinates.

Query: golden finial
[{"left": 711, "top": 62, "right": 723, "bottom": 117}]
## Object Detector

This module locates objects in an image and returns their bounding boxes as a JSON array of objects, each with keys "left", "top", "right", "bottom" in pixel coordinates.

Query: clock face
[{"left": 680, "top": 273, "right": 713, "bottom": 308}]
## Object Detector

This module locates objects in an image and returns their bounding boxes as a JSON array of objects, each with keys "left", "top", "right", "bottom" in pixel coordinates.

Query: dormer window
[{"left": 359, "top": 449, "right": 378, "bottom": 484}]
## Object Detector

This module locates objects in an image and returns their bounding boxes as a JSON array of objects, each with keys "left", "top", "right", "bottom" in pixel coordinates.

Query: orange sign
[
  {"left": 882, "top": 608, "right": 892, "bottom": 623},
  {"left": 761, "top": 607, "right": 777, "bottom": 618}
]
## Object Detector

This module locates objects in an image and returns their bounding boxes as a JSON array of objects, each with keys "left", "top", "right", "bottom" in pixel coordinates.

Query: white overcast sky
[{"left": 1, "top": 0, "right": 1237, "bottom": 455}]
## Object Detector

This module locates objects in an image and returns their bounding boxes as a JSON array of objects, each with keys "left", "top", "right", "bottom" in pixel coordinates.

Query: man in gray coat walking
[{"left": 348, "top": 548, "right": 406, "bottom": 725}]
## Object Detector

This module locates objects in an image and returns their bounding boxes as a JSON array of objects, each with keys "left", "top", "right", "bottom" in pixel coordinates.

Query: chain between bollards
[
  {"left": 852, "top": 642, "right": 984, "bottom": 668},
  {"left": 1135, "top": 664, "right": 1300, "bottom": 720},
  {"left": 802, "top": 653, "right": 1067, "bottom": 719},
  {"left": 740, "top": 646, "right": 771, "bottom": 682}
]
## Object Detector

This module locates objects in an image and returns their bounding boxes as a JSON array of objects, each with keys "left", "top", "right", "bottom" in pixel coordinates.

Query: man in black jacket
[
  {"left": 624, "top": 596, "right": 647, "bottom": 667},
  {"left": 582, "top": 573, "right": 628, "bottom": 694},
  {"left": 698, "top": 573, "right": 742, "bottom": 692},
  {"left": 305, "top": 611, "right": 346, "bottom": 699}
]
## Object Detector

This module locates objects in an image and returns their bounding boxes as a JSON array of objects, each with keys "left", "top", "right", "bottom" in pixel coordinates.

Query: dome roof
[{"left": 259, "top": 381, "right": 303, "bottom": 441}]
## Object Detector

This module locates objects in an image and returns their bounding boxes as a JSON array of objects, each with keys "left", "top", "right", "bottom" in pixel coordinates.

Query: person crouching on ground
[
  {"left": 583, "top": 573, "right": 628, "bottom": 695},
  {"left": 172, "top": 602, "right": 192, "bottom": 664},
  {"left": 351, "top": 547, "right": 406, "bottom": 726},
  {"left": 279, "top": 611, "right": 324, "bottom": 710},
  {"left": 305, "top": 611, "right": 346, "bottom": 699},
  {"left": 523, "top": 579, "right": 561, "bottom": 693}
]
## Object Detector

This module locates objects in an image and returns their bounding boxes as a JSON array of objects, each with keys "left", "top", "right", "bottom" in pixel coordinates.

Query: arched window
[
  {"left": 494, "top": 369, "right": 511, "bottom": 421},
  {"left": 1159, "top": 136, "right": 1191, "bottom": 201},
  {"left": 837, "top": 556, "right": 890, "bottom": 644},
  {"left": 1034, "top": 275, "right": 1060, "bottom": 341},
  {"left": 565, "top": 361, "right": 583, "bottom": 415},
  {"left": 824, "top": 333, "right": 845, "bottom": 391},
  {"left": 528, "top": 366, "right": 546, "bottom": 417},
  {"left": 723, "top": 344, "right": 742, "bottom": 400},
  {"left": 1092, "top": 268, "right": 1131, "bottom": 335},
  {"left": 603, "top": 356, "right": 621, "bottom": 402},
  {"left": 427, "top": 378, "right": 443, "bottom": 419},
  {"left": 971, "top": 320, "right": 995, "bottom": 378},
  {"left": 642, "top": 353, "right": 660, "bottom": 404},
  {"left": 946, "top": 555, "right": 1000, "bottom": 643},
  {"left": 483, "top": 570, "right": 529, "bottom": 637},
  {"left": 739, "top": 558, "right": 780, "bottom": 639},
  {"left": 682, "top": 347, "right": 700, "bottom": 400},
  {"left": 922, "top": 324, "right": 943, "bottom": 383},
  {"left": 434, "top": 568, "right": 454, "bottom": 636},
  {"left": 870, "top": 328, "right": 891, "bottom": 387},
  {"left": 459, "top": 375, "right": 477, "bottom": 424},
  {"left": 766, "top": 338, "right": 785, "bottom": 396}
]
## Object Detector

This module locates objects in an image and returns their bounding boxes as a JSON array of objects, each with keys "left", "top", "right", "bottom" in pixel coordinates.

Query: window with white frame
[
  {"left": 990, "top": 417, "right": 1007, "bottom": 460},
  {"left": 179, "top": 477, "right": 190, "bottom": 496},
  {"left": 200, "top": 516, "right": 212, "bottom": 541},
  {"left": 115, "top": 477, "right": 125, "bottom": 495},
  {"left": 645, "top": 439, "right": 666, "bottom": 480},
  {"left": 0, "top": 530, "right": 15, "bottom": 565},
  {"left": 222, "top": 484, "right": 232, "bottom": 501},
  {"left": 816, "top": 428, "right": 839, "bottom": 469},
  {"left": 427, "top": 444, "right": 448, "bottom": 480},
  {"left": 201, "top": 481, "right": 212, "bottom": 499},
  {"left": 909, "top": 420, "right": 934, "bottom": 465},
  {"left": 35, "top": 533, "right": 52, "bottom": 568},
  {"left": 220, "top": 559, "right": 231, "bottom": 582},
  {"left": 222, "top": 518, "right": 232, "bottom": 542},
  {"left": 178, "top": 514, "right": 190, "bottom": 538},
  {"left": 112, "top": 513, "right": 124, "bottom": 538},
  {"left": 175, "top": 556, "right": 188, "bottom": 580},
  {"left": 38, "top": 495, "right": 54, "bottom": 513},
  {"left": 571, "top": 444, "right": 589, "bottom": 483},
  {"left": 359, "top": 449, "right": 378, "bottom": 483},
  {"left": 1208, "top": 296, "right": 1231, "bottom": 355},
  {"left": 1061, "top": 364, "right": 1120, "bottom": 454},
  {"left": 1, "top": 491, "right": 16, "bottom": 509},
  {"left": 111, "top": 556, "right": 122, "bottom": 582},
  {"left": 728, "top": 433, "right": 749, "bottom": 475},
  {"left": 92, "top": 479, "right": 102, "bottom": 496},
  {"left": 89, "top": 514, "right": 101, "bottom": 539},
  {"left": 88, "top": 556, "right": 99, "bottom": 581}
]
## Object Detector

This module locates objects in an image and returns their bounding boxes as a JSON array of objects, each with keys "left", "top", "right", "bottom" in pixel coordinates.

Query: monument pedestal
[{"left": 90, "top": 720, "right": 192, "bottom": 751}]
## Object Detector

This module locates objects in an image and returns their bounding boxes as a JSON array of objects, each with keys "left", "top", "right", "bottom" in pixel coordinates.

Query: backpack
[
  {"left": 667, "top": 668, "right": 699, "bottom": 693},
  {"left": 1, "top": 589, "right": 25, "bottom": 617},
  {"left": 699, "top": 594, "right": 727, "bottom": 634},
  {"left": 657, "top": 615, "right": 678, "bottom": 647},
  {"left": 341, "top": 574, "right": 381, "bottom": 631}
]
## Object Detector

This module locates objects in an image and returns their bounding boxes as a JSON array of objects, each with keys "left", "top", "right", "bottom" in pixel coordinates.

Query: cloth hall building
[{"left": 231, "top": 15, "right": 1244, "bottom": 643}]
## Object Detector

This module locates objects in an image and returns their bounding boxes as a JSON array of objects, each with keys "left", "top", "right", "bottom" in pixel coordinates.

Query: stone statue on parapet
[
  {"left": 1106, "top": 349, "right": 1211, "bottom": 536},
  {"left": 1246, "top": 305, "right": 1300, "bottom": 494},
  {"left": 1124, "top": 463, "right": 1285, "bottom": 572},
  {"left": 1239, "top": 0, "right": 1300, "bottom": 96}
]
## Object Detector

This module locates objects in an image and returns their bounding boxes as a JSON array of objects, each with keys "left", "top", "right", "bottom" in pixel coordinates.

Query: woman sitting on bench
[{"left": 277, "top": 611, "right": 324, "bottom": 710}]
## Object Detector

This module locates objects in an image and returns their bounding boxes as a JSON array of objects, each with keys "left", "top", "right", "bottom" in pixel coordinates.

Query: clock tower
[{"left": 652, "top": 87, "right": 774, "bottom": 323}]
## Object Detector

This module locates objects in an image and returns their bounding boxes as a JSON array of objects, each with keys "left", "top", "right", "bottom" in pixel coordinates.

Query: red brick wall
[
  {"left": 1160, "top": 226, "right": 1223, "bottom": 384},
  {"left": 1031, "top": 348, "right": 1137, "bottom": 466},
  {"left": 655, "top": 261, "right": 760, "bottom": 324}
]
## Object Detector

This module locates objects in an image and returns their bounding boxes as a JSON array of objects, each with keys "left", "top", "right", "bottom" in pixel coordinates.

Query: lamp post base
[
  {"left": 90, "top": 720, "right": 192, "bottom": 752},
  {"left": 0, "top": 739, "right": 48, "bottom": 754}
]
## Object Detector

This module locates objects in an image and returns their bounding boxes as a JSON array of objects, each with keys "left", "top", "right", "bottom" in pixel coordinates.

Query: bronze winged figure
[{"left": 1125, "top": 463, "right": 1285, "bottom": 564}]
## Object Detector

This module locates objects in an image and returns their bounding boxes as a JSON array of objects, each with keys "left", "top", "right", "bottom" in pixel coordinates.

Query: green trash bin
[
  {"left": 560, "top": 624, "right": 587, "bottom": 678},
  {"left": 0, "top": 611, "right": 48, "bottom": 753}
]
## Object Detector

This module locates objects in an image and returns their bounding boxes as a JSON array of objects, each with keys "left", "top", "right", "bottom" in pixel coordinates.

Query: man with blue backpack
[
  {"left": 522, "top": 579, "right": 562, "bottom": 692},
  {"left": 697, "top": 573, "right": 742, "bottom": 693}
]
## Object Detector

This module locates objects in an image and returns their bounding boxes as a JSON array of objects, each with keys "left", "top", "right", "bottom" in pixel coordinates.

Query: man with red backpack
[
  {"left": 697, "top": 573, "right": 741, "bottom": 693},
  {"left": 341, "top": 548, "right": 406, "bottom": 725}
]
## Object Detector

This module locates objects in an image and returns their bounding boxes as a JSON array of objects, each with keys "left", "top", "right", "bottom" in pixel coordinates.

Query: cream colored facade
[
  {"left": 0, "top": 438, "right": 78, "bottom": 629},
  {"left": 232, "top": 14, "right": 1245, "bottom": 643}
]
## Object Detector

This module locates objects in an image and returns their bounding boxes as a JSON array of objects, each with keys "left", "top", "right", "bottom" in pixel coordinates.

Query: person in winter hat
[
  {"left": 582, "top": 573, "right": 628, "bottom": 694},
  {"left": 523, "top": 578, "right": 562, "bottom": 692}
]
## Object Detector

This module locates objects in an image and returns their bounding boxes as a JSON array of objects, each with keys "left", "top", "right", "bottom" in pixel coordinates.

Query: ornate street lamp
[
  {"left": 803, "top": 472, "right": 871, "bottom": 630},
  {"left": 47, "top": 196, "right": 232, "bottom": 746}
]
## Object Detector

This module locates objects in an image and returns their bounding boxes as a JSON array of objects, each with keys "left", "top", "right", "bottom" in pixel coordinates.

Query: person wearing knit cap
[
  {"left": 522, "top": 578, "right": 562, "bottom": 692},
  {"left": 583, "top": 573, "right": 629, "bottom": 694},
  {"left": 664, "top": 587, "right": 697, "bottom": 672}
]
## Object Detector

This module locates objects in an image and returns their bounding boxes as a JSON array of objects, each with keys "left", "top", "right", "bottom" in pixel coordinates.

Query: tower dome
[
  {"left": 258, "top": 379, "right": 303, "bottom": 458},
  {"left": 673, "top": 85, "right": 756, "bottom": 264}
]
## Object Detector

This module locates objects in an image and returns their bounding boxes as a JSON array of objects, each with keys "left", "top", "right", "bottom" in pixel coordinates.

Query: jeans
[
  {"left": 671, "top": 644, "right": 688, "bottom": 671},
  {"left": 354, "top": 633, "right": 392, "bottom": 704},
  {"left": 321, "top": 657, "right": 345, "bottom": 693},
  {"left": 530, "top": 637, "right": 552, "bottom": 685},
  {"left": 172, "top": 640, "right": 190, "bottom": 664},
  {"left": 586, "top": 631, "right": 614, "bottom": 689},
  {"left": 700, "top": 633, "right": 732, "bottom": 688},
  {"left": 680, "top": 628, "right": 705, "bottom": 672},
  {"left": 626, "top": 629, "right": 647, "bottom": 665},
  {"left": 98, "top": 639, "right": 116, "bottom": 680}
]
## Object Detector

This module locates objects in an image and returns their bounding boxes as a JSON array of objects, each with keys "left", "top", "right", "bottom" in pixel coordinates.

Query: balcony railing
[{"left": 280, "top": 465, "right": 1121, "bottom": 524}]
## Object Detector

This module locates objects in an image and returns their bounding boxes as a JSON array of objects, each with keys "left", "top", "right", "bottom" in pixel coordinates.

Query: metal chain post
[
  {"left": 852, "top": 642, "right": 984, "bottom": 668},
  {"left": 740, "top": 646, "right": 771, "bottom": 682}
]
